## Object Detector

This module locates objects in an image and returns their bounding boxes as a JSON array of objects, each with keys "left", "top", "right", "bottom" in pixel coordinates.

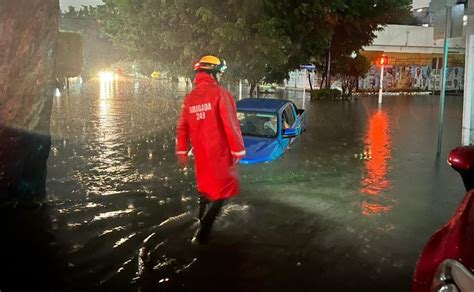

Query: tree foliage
[
  {"left": 330, "top": 0, "right": 412, "bottom": 59},
  {"left": 96, "top": 0, "right": 411, "bottom": 92},
  {"left": 317, "top": 0, "right": 412, "bottom": 88},
  {"left": 333, "top": 54, "right": 371, "bottom": 97}
]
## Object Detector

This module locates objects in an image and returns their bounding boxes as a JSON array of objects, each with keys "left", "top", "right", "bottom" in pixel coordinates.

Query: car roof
[{"left": 236, "top": 98, "right": 291, "bottom": 113}]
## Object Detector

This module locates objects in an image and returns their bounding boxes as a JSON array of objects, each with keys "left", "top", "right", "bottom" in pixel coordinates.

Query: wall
[
  {"left": 285, "top": 70, "right": 319, "bottom": 90},
  {"left": 364, "top": 25, "right": 465, "bottom": 54},
  {"left": 413, "top": 0, "right": 431, "bottom": 9},
  {"left": 359, "top": 65, "right": 464, "bottom": 91},
  {"left": 357, "top": 23, "right": 466, "bottom": 91},
  {"left": 0, "top": 0, "right": 59, "bottom": 200}
]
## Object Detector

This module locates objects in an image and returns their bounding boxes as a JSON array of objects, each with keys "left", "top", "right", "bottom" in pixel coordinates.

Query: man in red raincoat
[{"left": 176, "top": 55, "right": 245, "bottom": 244}]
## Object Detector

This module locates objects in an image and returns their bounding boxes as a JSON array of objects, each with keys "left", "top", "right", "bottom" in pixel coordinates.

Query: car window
[
  {"left": 283, "top": 105, "right": 295, "bottom": 128},
  {"left": 237, "top": 111, "right": 278, "bottom": 138}
]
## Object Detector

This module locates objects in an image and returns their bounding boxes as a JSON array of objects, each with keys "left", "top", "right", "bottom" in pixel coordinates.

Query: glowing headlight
[{"left": 99, "top": 71, "right": 115, "bottom": 81}]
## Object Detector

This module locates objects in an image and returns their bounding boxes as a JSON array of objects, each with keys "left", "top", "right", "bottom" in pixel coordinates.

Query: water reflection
[
  {"left": 67, "top": 76, "right": 142, "bottom": 196},
  {"left": 361, "top": 109, "right": 394, "bottom": 216},
  {"left": 99, "top": 75, "right": 115, "bottom": 100},
  {"left": 44, "top": 83, "right": 465, "bottom": 290}
]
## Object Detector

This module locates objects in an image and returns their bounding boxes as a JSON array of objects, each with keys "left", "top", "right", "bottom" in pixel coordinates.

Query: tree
[
  {"left": 96, "top": 0, "right": 411, "bottom": 93},
  {"left": 333, "top": 54, "right": 370, "bottom": 97},
  {"left": 97, "top": 0, "right": 340, "bottom": 95},
  {"left": 321, "top": 0, "right": 412, "bottom": 88},
  {"left": 97, "top": 0, "right": 294, "bottom": 94}
]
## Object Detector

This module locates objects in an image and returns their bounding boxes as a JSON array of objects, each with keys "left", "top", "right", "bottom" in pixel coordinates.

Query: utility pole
[
  {"left": 303, "top": 69, "right": 307, "bottom": 109},
  {"left": 378, "top": 63, "right": 385, "bottom": 104},
  {"left": 437, "top": 6, "right": 452, "bottom": 156},
  {"left": 462, "top": 7, "right": 474, "bottom": 145},
  {"left": 239, "top": 80, "right": 243, "bottom": 100},
  {"left": 377, "top": 55, "right": 388, "bottom": 104},
  {"left": 430, "top": 0, "right": 467, "bottom": 154}
]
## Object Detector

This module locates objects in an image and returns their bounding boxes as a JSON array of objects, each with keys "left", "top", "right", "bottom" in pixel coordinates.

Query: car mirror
[
  {"left": 448, "top": 146, "right": 474, "bottom": 191},
  {"left": 282, "top": 128, "right": 298, "bottom": 138}
]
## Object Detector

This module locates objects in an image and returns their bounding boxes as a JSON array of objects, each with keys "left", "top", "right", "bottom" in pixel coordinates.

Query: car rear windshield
[{"left": 237, "top": 111, "right": 278, "bottom": 138}]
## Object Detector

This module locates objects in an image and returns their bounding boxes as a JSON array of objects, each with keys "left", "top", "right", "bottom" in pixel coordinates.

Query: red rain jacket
[{"left": 176, "top": 72, "right": 246, "bottom": 201}]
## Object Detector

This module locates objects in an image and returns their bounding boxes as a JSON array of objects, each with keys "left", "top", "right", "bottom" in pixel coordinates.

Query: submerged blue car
[{"left": 236, "top": 98, "right": 307, "bottom": 164}]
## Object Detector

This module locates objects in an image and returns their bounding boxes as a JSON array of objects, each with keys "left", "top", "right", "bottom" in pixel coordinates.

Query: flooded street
[{"left": 1, "top": 78, "right": 467, "bottom": 291}]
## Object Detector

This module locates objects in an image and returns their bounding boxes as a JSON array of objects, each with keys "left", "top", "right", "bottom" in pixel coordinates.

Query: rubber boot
[
  {"left": 192, "top": 199, "right": 225, "bottom": 245},
  {"left": 198, "top": 196, "right": 210, "bottom": 221}
]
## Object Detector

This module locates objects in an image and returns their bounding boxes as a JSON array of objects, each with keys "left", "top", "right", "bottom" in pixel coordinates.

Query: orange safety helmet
[{"left": 194, "top": 55, "right": 227, "bottom": 73}]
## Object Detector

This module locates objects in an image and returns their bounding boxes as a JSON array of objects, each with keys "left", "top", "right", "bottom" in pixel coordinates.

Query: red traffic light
[{"left": 377, "top": 54, "right": 389, "bottom": 66}]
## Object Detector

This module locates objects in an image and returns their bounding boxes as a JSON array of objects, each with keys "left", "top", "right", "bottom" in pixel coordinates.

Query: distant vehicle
[
  {"left": 236, "top": 98, "right": 306, "bottom": 164},
  {"left": 151, "top": 71, "right": 161, "bottom": 79},
  {"left": 411, "top": 146, "right": 474, "bottom": 292}
]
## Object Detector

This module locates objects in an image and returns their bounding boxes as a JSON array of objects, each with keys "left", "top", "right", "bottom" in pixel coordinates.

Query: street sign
[
  {"left": 429, "top": 0, "right": 457, "bottom": 13},
  {"left": 299, "top": 64, "right": 316, "bottom": 71},
  {"left": 433, "top": 4, "right": 465, "bottom": 39}
]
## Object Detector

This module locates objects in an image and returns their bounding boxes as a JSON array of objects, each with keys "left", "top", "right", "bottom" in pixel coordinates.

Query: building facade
[
  {"left": 285, "top": 1, "right": 468, "bottom": 92},
  {"left": 360, "top": 24, "right": 465, "bottom": 91}
]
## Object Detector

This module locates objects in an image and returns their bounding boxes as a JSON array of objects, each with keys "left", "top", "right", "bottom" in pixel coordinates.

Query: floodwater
[{"left": 0, "top": 78, "right": 467, "bottom": 291}]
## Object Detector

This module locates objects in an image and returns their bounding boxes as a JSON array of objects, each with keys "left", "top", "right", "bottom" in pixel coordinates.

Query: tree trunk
[
  {"left": 320, "top": 51, "right": 329, "bottom": 89},
  {"left": 249, "top": 82, "right": 256, "bottom": 97},
  {"left": 326, "top": 49, "right": 332, "bottom": 89},
  {"left": 0, "top": 0, "right": 59, "bottom": 201},
  {"left": 320, "top": 74, "right": 326, "bottom": 90}
]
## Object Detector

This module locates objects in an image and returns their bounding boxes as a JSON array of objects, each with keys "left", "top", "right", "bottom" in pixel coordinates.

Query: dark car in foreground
[{"left": 412, "top": 146, "right": 474, "bottom": 292}]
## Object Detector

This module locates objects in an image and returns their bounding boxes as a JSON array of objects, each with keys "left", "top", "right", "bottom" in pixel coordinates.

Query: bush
[{"left": 310, "top": 89, "right": 342, "bottom": 100}]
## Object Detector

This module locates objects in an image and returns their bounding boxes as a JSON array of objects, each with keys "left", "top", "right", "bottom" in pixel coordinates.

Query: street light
[{"left": 376, "top": 54, "right": 389, "bottom": 104}]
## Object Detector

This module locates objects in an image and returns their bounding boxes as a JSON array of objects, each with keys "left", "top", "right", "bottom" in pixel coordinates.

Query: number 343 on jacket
[{"left": 176, "top": 72, "right": 246, "bottom": 201}]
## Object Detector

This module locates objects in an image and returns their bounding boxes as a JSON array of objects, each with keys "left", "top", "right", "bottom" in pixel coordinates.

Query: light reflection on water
[
  {"left": 92, "top": 208, "right": 135, "bottom": 222},
  {"left": 361, "top": 109, "right": 394, "bottom": 216},
  {"left": 47, "top": 78, "right": 198, "bottom": 289},
  {"left": 44, "top": 80, "right": 465, "bottom": 291}
]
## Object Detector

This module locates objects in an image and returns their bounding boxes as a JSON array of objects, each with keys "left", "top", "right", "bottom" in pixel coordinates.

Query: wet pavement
[{"left": 0, "top": 78, "right": 468, "bottom": 291}]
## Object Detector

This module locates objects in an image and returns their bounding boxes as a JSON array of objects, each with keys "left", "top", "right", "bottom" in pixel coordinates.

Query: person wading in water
[{"left": 176, "top": 55, "right": 246, "bottom": 244}]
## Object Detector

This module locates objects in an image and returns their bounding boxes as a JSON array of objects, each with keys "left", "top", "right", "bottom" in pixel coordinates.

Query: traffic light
[{"left": 377, "top": 54, "right": 389, "bottom": 66}]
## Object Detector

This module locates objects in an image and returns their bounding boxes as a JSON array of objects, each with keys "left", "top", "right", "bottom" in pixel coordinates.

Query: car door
[
  {"left": 283, "top": 103, "right": 303, "bottom": 133},
  {"left": 280, "top": 104, "right": 297, "bottom": 149},
  {"left": 289, "top": 103, "right": 304, "bottom": 134},
  {"left": 282, "top": 104, "right": 296, "bottom": 129}
]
